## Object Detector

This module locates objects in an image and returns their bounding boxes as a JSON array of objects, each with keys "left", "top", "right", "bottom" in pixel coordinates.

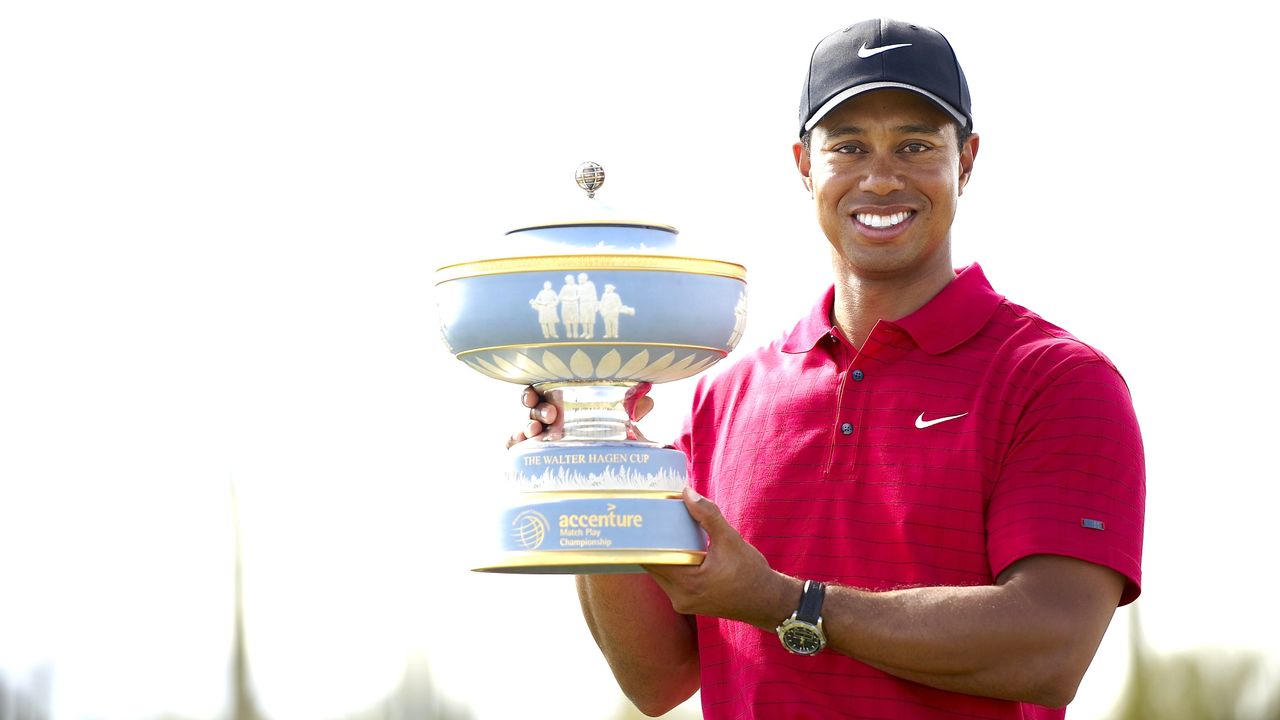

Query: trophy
[{"left": 435, "top": 163, "right": 747, "bottom": 573}]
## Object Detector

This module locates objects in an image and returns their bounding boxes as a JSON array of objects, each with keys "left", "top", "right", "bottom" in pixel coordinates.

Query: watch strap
[{"left": 796, "top": 579, "right": 826, "bottom": 624}]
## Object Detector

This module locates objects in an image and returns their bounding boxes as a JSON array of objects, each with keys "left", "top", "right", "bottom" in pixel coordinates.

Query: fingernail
[{"left": 686, "top": 486, "right": 703, "bottom": 502}]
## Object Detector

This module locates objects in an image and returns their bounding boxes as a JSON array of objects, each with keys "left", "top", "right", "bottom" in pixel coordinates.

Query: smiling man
[{"left": 516, "top": 18, "right": 1146, "bottom": 719}]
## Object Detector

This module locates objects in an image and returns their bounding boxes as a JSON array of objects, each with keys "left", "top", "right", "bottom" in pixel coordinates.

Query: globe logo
[{"left": 511, "top": 510, "right": 550, "bottom": 550}]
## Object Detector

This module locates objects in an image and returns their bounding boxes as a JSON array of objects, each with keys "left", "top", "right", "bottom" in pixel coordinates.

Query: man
[{"left": 511, "top": 19, "right": 1144, "bottom": 719}]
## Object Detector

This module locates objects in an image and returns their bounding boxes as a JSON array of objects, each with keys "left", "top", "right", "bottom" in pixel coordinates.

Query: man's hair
[{"left": 800, "top": 123, "right": 972, "bottom": 153}]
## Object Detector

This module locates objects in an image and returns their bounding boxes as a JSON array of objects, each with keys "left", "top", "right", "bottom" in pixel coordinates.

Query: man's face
[{"left": 794, "top": 89, "right": 978, "bottom": 280}]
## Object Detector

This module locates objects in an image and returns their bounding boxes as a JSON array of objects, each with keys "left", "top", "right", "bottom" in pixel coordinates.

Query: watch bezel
[{"left": 778, "top": 616, "right": 826, "bottom": 655}]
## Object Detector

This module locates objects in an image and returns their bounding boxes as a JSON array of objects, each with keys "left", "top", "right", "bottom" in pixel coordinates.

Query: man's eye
[
  {"left": 834, "top": 145, "right": 865, "bottom": 154},
  {"left": 902, "top": 142, "right": 931, "bottom": 153}
]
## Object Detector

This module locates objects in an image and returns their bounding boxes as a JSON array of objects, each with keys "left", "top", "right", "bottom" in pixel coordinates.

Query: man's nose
[{"left": 858, "top": 156, "right": 905, "bottom": 195}]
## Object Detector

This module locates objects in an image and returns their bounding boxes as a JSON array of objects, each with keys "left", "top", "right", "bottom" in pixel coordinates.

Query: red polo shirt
[{"left": 676, "top": 264, "right": 1145, "bottom": 720}]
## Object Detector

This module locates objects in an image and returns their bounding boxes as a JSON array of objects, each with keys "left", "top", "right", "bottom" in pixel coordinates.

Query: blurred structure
[
  {"left": 338, "top": 654, "right": 473, "bottom": 720},
  {"left": 227, "top": 483, "right": 263, "bottom": 720},
  {"left": 1109, "top": 606, "right": 1280, "bottom": 720},
  {"left": 221, "top": 482, "right": 471, "bottom": 720},
  {"left": 0, "top": 668, "right": 51, "bottom": 720}
]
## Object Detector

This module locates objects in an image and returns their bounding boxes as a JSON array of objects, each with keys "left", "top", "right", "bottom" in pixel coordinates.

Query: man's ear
[
  {"left": 958, "top": 133, "right": 979, "bottom": 195},
  {"left": 793, "top": 141, "right": 813, "bottom": 195}
]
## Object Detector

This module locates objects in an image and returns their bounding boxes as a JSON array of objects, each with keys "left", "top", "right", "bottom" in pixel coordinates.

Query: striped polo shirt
[{"left": 676, "top": 263, "right": 1145, "bottom": 719}]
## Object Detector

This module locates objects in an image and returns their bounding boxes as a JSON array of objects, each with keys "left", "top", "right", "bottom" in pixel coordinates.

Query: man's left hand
[{"left": 644, "top": 487, "right": 801, "bottom": 631}]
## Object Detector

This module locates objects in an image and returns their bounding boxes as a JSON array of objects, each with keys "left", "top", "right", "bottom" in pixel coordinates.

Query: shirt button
[
  {"left": 840, "top": 422, "right": 854, "bottom": 435},
  {"left": 851, "top": 369, "right": 865, "bottom": 381}
]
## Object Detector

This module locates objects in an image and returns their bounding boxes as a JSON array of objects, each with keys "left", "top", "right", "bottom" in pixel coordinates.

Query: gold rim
[
  {"left": 473, "top": 549, "right": 705, "bottom": 572},
  {"left": 506, "top": 220, "right": 679, "bottom": 234},
  {"left": 456, "top": 341, "right": 727, "bottom": 358},
  {"left": 435, "top": 254, "right": 747, "bottom": 283}
]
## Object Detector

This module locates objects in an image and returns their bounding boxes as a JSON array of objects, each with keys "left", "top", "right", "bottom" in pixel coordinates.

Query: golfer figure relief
[
  {"left": 728, "top": 290, "right": 747, "bottom": 347},
  {"left": 577, "top": 273, "right": 599, "bottom": 339},
  {"left": 529, "top": 281, "right": 560, "bottom": 339},
  {"left": 599, "top": 283, "right": 635, "bottom": 339},
  {"left": 558, "top": 275, "right": 580, "bottom": 339}
]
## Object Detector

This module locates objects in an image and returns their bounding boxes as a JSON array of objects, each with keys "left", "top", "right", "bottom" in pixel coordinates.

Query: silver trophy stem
[{"left": 538, "top": 383, "right": 643, "bottom": 442}]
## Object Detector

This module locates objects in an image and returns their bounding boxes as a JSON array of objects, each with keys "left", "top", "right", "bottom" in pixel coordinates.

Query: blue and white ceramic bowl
[{"left": 435, "top": 221, "right": 747, "bottom": 386}]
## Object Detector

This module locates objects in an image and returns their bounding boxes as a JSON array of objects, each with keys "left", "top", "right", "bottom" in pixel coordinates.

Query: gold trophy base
[{"left": 474, "top": 549, "right": 706, "bottom": 574}]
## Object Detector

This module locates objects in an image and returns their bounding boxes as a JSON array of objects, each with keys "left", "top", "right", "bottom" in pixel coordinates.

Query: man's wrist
[{"left": 750, "top": 573, "right": 805, "bottom": 632}]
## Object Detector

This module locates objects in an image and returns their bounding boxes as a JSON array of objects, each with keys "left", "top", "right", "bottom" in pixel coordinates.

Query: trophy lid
[
  {"left": 433, "top": 160, "right": 749, "bottom": 391},
  {"left": 504, "top": 162, "right": 679, "bottom": 253}
]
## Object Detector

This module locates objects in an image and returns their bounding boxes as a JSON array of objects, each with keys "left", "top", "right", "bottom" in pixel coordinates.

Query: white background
[{"left": 2, "top": 1, "right": 1278, "bottom": 718}]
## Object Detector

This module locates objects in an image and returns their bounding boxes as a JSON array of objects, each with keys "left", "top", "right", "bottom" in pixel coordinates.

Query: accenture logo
[{"left": 511, "top": 510, "right": 550, "bottom": 550}]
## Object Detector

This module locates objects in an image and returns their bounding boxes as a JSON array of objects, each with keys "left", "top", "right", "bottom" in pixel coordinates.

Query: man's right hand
[
  {"left": 506, "top": 386, "right": 560, "bottom": 449},
  {"left": 505, "top": 384, "right": 655, "bottom": 449}
]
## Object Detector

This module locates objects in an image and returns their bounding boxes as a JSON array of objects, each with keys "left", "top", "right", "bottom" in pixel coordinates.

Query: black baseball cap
[{"left": 799, "top": 19, "right": 972, "bottom": 137}]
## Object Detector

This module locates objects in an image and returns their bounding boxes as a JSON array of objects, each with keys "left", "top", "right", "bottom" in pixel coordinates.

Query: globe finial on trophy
[
  {"left": 434, "top": 163, "right": 747, "bottom": 573},
  {"left": 575, "top": 161, "right": 605, "bottom": 198}
]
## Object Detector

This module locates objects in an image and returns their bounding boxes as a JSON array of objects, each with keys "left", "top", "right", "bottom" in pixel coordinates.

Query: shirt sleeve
[{"left": 986, "top": 359, "right": 1146, "bottom": 604}]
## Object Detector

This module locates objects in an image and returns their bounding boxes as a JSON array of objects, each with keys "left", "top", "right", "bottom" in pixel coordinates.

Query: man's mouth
[{"left": 854, "top": 210, "right": 914, "bottom": 229}]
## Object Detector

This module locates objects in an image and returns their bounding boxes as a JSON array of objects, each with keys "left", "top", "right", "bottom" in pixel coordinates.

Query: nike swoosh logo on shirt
[
  {"left": 858, "top": 42, "right": 912, "bottom": 58},
  {"left": 914, "top": 412, "right": 969, "bottom": 429}
]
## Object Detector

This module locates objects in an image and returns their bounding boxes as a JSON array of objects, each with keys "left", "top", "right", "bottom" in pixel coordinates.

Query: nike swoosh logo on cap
[
  {"left": 914, "top": 412, "right": 968, "bottom": 429},
  {"left": 858, "top": 42, "right": 912, "bottom": 58}
]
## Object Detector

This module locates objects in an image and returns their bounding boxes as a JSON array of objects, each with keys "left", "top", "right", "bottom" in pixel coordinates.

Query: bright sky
[{"left": 2, "top": 2, "right": 1278, "bottom": 719}]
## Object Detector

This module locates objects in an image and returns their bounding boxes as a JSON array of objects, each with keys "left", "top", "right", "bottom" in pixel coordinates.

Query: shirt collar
[
  {"left": 780, "top": 285, "right": 839, "bottom": 354},
  {"left": 894, "top": 263, "right": 1004, "bottom": 354},
  {"left": 780, "top": 263, "right": 1004, "bottom": 356}
]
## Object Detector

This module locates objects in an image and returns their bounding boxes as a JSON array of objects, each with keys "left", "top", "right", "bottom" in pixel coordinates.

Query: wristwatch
[{"left": 776, "top": 579, "right": 827, "bottom": 655}]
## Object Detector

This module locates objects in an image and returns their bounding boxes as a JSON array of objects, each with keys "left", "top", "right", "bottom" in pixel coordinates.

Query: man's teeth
[{"left": 855, "top": 211, "right": 912, "bottom": 228}]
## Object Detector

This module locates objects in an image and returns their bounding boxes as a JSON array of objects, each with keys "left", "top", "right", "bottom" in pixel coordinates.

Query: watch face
[{"left": 781, "top": 623, "right": 823, "bottom": 655}]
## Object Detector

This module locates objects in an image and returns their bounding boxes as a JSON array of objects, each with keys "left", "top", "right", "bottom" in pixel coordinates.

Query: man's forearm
[
  {"left": 820, "top": 555, "right": 1124, "bottom": 707},
  {"left": 646, "top": 492, "right": 1128, "bottom": 709},
  {"left": 576, "top": 574, "right": 700, "bottom": 716}
]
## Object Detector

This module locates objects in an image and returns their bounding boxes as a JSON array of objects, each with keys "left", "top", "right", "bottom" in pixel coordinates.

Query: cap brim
[{"left": 803, "top": 82, "right": 969, "bottom": 133}]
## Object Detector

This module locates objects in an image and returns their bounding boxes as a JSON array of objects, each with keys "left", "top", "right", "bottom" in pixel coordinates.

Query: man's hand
[
  {"left": 645, "top": 487, "right": 800, "bottom": 632},
  {"left": 506, "top": 386, "right": 559, "bottom": 448},
  {"left": 505, "top": 383, "right": 655, "bottom": 449}
]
